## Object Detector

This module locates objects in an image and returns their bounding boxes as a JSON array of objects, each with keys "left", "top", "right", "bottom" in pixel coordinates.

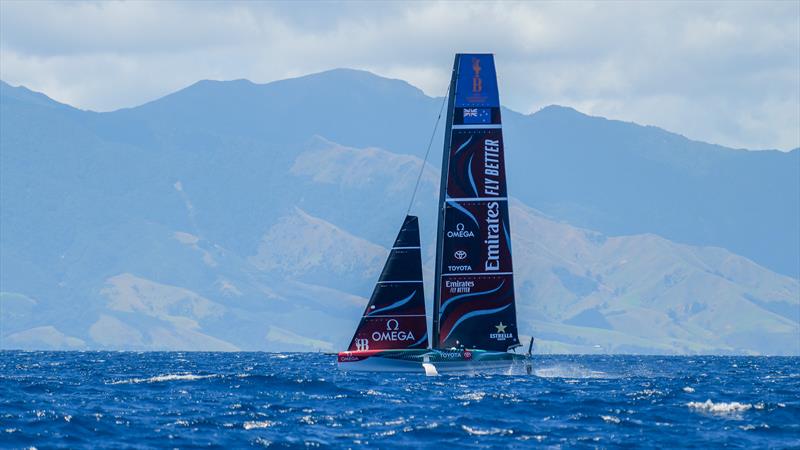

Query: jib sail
[
  {"left": 347, "top": 215, "right": 429, "bottom": 351},
  {"left": 432, "top": 54, "right": 520, "bottom": 351}
]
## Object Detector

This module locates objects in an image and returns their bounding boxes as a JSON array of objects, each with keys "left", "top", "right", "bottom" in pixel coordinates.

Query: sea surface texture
[{"left": 1, "top": 352, "right": 798, "bottom": 448}]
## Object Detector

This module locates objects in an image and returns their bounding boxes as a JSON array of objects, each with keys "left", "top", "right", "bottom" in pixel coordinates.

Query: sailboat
[{"left": 337, "top": 54, "right": 531, "bottom": 373}]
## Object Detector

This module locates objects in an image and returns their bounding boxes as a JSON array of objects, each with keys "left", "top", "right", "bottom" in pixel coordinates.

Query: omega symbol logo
[
  {"left": 454, "top": 250, "right": 467, "bottom": 260},
  {"left": 447, "top": 223, "right": 475, "bottom": 239},
  {"left": 386, "top": 319, "right": 400, "bottom": 331}
]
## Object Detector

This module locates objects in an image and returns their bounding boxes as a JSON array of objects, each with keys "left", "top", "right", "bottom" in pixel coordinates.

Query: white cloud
[{"left": 0, "top": 0, "right": 797, "bottom": 150}]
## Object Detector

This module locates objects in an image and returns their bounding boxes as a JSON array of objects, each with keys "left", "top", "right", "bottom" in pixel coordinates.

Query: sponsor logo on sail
[
  {"left": 454, "top": 250, "right": 467, "bottom": 260},
  {"left": 446, "top": 279, "right": 474, "bottom": 294},
  {"left": 447, "top": 223, "right": 475, "bottom": 238},
  {"left": 485, "top": 201, "right": 501, "bottom": 271},
  {"left": 355, "top": 338, "right": 369, "bottom": 350},
  {"left": 447, "top": 264, "right": 473, "bottom": 272},
  {"left": 483, "top": 139, "right": 501, "bottom": 196},
  {"left": 472, "top": 58, "right": 483, "bottom": 94},
  {"left": 489, "top": 322, "right": 513, "bottom": 341},
  {"left": 371, "top": 319, "right": 416, "bottom": 342},
  {"left": 457, "top": 55, "right": 495, "bottom": 106}
]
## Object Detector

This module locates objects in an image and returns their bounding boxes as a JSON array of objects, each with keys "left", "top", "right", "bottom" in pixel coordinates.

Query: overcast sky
[{"left": 1, "top": 1, "right": 798, "bottom": 150}]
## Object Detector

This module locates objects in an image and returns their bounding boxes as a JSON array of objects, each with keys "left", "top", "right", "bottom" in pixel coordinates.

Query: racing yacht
[{"left": 337, "top": 54, "right": 531, "bottom": 374}]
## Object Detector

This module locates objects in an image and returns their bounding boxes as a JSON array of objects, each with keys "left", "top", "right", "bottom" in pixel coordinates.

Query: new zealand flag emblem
[{"left": 463, "top": 108, "right": 491, "bottom": 124}]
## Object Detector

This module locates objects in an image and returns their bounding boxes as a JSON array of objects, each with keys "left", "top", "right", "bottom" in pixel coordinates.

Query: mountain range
[{"left": 1, "top": 70, "right": 797, "bottom": 354}]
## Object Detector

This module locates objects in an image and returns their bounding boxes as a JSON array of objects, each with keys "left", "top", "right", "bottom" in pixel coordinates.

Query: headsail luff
[
  {"left": 347, "top": 215, "right": 429, "bottom": 351},
  {"left": 433, "top": 54, "right": 520, "bottom": 351}
]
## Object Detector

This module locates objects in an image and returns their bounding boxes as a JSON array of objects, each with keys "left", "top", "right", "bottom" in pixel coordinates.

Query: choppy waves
[{"left": 1, "top": 352, "right": 798, "bottom": 448}]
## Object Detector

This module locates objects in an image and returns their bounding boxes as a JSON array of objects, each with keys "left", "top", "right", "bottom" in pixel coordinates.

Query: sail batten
[{"left": 432, "top": 54, "right": 520, "bottom": 351}]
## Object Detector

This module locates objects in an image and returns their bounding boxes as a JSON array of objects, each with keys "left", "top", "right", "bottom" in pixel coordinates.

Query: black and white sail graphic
[
  {"left": 433, "top": 54, "right": 520, "bottom": 351},
  {"left": 347, "top": 215, "right": 429, "bottom": 351}
]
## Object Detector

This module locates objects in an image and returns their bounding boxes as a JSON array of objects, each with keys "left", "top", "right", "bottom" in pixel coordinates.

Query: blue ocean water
[{"left": 1, "top": 352, "right": 798, "bottom": 448}]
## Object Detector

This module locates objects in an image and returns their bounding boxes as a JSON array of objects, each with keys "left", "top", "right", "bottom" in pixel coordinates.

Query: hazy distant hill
[
  {"left": 86, "top": 70, "right": 800, "bottom": 277},
  {"left": 0, "top": 71, "right": 797, "bottom": 354}
]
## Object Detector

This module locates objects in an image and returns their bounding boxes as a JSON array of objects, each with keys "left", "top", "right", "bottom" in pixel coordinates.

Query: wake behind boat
[{"left": 337, "top": 54, "right": 531, "bottom": 374}]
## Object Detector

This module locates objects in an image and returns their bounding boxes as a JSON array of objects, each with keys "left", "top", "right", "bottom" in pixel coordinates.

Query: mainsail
[
  {"left": 432, "top": 54, "right": 520, "bottom": 351},
  {"left": 347, "top": 215, "right": 429, "bottom": 351}
]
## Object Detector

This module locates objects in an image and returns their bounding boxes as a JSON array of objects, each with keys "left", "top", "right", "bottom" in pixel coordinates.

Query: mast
[
  {"left": 432, "top": 54, "right": 520, "bottom": 351},
  {"left": 431, "top": 55, "right": 460, "bottom": 348}
]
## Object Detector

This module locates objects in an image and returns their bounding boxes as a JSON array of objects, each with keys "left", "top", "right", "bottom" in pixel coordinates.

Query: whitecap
[
  {"left": 455, "top": 392, "right": 486, "bottom": 402},
  {"left": 740, "top": 423, "right": 769, "bottom": 431},
  {"left": 109, "top": 373, "right": 215, "bottom": 385},
  {"left": 414, "top": 421, "right": 439, "bottom": 431},
  {"left": 534, "top": 365, "right": 610, "bottom": 379},
  {"left": 462, "top": 425, "right": 513, "bottom": 436},
  {"left": 687, "top": 399, "right": 752, "bottom": 414},
  {"left": 682, "top": 386, "right": 695, "bottom": 393},
  {"left": 518, "top": 435, "right": 546, "bottom": 442},
  {"left": 628, "top": 389, "right": 663, "bottom": 398},
  {"left": 254, "top": 437, "right": 272, "bottom": 447},
  {"left": 601, "top": 415, "right": 620, "bottom": 424},
  {"left": 244, "top": 420, "right": 275, "bottom": 430},
  {"left": 300, "top": 415, "right": 316, "bottom": 425},
  {"left": 383, "top": 418, "right": 405, "bottom": 426}
]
